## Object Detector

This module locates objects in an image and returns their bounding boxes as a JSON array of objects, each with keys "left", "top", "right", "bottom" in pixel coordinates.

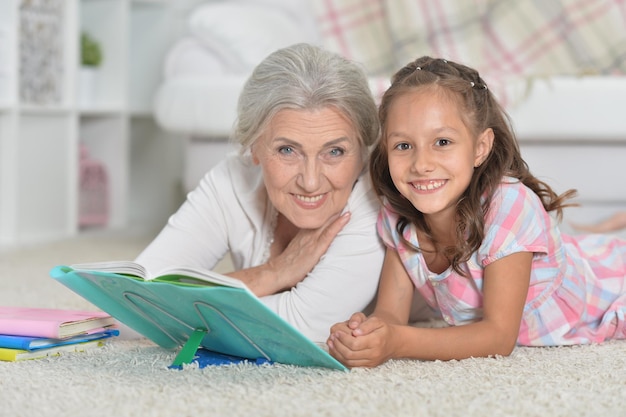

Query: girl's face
[
  {"left": 385, "top": 87, "right": 493, "bottom": 223},
  {"left": 251, "top": 106, "right": 364, "bottom": 230}
]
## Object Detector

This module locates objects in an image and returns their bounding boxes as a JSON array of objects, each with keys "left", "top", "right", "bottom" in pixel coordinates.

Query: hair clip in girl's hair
[
  {"left": 415, "top": 66, "right": 422, "bottom": 71},
  {"left": 470, "top": 81, "right": 489, "bottom": 90}
]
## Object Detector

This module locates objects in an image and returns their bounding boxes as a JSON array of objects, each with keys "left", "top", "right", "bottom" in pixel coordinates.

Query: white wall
[{"left": 126, "top": 0, "right": 211, "bottom": 236}]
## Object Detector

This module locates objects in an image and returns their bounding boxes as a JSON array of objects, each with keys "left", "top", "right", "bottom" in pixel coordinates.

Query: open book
[
  {"left": 50, "top": 262, "right": 347, "bottom": 371},
  {"left": 64, "top": 261, "right": 248, "bottom": 288}
]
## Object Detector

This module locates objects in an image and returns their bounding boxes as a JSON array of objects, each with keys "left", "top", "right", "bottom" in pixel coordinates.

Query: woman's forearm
[{"left": 226, "top": 263, "right": 290, "bottom": 297}]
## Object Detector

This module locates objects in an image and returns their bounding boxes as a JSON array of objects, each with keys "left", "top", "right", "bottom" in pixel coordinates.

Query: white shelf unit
[{"left": 0, "top": 0, "right": 180, "bottom": 248}]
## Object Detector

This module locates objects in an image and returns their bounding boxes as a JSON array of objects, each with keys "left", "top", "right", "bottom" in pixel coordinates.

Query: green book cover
[{"left": 49, "top": 264, "right": 346, "bottom": 371}]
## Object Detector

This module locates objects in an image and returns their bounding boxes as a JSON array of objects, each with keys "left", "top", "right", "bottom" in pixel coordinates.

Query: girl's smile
[{"left": 410, "top": 179, "right": 447, "bottom": 192}]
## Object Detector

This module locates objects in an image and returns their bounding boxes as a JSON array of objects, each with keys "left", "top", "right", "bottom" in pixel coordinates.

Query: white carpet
[{"left": 1, "top": 234, "right": 625, "bottom": 417}]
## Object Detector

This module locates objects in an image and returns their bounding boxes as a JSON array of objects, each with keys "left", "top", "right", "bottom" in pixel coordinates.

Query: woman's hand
[
  {"left": 227, "top": 211, "right": 350, "bottom": 296},
  {"left": 269, "top": 212, "right": 351, "bottom": 290}
]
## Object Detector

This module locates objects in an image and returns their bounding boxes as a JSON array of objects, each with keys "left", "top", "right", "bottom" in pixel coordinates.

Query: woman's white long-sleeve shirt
[{"left": 135, "top": 153, "right": 385, "bottom": 344}]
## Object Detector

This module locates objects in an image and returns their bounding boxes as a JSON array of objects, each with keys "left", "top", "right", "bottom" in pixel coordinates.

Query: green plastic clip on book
[{"left": 50, "top": 263, "right": 347, "bottom": 371}]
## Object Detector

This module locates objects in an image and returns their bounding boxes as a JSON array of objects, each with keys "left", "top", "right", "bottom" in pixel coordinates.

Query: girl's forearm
[{"left": 391, "top": 320, "right": 518, "bottom": 361}]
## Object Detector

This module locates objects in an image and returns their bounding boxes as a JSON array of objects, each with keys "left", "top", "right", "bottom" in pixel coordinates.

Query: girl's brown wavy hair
[{"left": 370, "top": 56, "right": 577, "bottom": 277}]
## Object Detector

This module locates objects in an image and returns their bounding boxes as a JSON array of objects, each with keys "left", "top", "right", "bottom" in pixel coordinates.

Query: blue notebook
[
  {"left": 0, "top": 329, "right": 119, "bottom": 351},
  {"left": 169, "top": 348, "right": 273, "bottom": 369},
  {"left": 50, "top": 264, "right": 346, "bottom": 371}
]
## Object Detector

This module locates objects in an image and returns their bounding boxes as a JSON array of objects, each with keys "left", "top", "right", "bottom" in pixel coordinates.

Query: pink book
[{"left": 0, "top": 306, "right": 116, "bottom": 339}]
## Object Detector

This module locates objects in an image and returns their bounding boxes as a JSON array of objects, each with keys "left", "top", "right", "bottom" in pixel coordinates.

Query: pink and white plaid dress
[{"left": 379, "top": 177, "right": 626, "bottom": 346}]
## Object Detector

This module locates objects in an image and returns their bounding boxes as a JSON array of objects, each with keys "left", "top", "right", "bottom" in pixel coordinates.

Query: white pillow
[
  {"left": 163, "top": 37, "right": 226, "bottom": 79},
  {"left": 188, "top": 2, "right": 314, "bottom": 73}
]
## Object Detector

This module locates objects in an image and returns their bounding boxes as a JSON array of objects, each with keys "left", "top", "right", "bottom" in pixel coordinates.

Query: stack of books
[{"left": 0, "top": 306, "right": 119, "bottom": 362}]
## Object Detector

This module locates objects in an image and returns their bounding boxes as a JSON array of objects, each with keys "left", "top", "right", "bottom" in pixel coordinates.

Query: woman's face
[{"left": 251, "top": 106, "right": 365, "bottom": 230}]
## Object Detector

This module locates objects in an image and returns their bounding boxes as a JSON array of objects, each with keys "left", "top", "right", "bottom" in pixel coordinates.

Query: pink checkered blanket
[{"left": 314, "top": 0, "right": 626, "bottom": 102}]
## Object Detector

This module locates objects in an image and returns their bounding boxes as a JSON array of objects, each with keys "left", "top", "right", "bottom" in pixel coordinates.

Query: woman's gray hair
[{"left": 233, "top": 43, "right": 379, "bottom": 153}]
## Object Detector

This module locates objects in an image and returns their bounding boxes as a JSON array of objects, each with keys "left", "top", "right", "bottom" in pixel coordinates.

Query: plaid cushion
[
  {"left": 312, "top": 0, "right": 396, "bottom": 75},
  {"left": 386, "top": 0, "right": 626, "bottom": 76}
]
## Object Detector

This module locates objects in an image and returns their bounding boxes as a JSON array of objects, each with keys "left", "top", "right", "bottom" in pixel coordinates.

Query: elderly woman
[{"left": 135, "top": 43, "right": 384, "bottom": 344}]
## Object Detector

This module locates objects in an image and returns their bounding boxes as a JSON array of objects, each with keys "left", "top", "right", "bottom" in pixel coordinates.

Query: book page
[
  {"left": 155, "top": 265, "right": 248, "bottom": 290},
  {"left": 70, "top": 261, "right": 248, "bottom": 290},
  {"left": 71, "top": 261, "right": 149, "bottom": 279}
]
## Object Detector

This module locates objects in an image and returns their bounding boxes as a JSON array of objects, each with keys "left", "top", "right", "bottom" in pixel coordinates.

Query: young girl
[{"left": 327, "top": 56, "right": 626, "bottom": 367}]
